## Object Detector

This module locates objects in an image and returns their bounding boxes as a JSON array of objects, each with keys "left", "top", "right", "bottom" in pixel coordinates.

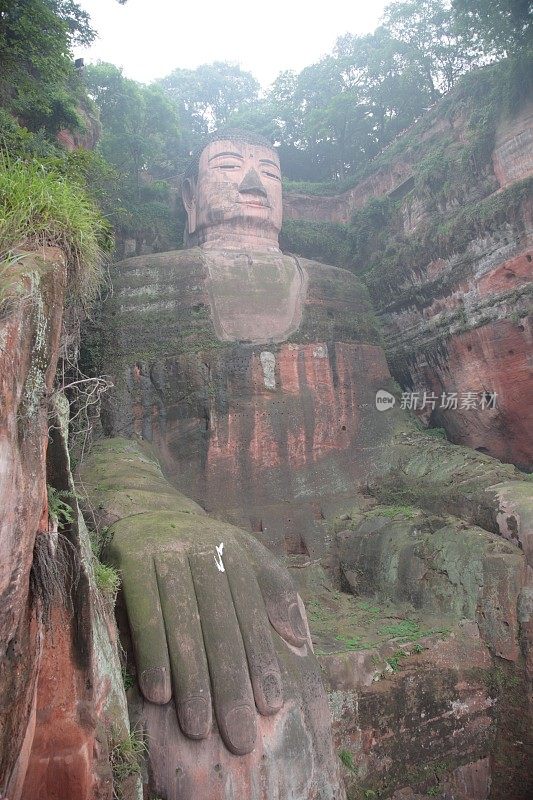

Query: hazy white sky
[{"left": 74, "top": 0, "right": 390, "bottom": 89}]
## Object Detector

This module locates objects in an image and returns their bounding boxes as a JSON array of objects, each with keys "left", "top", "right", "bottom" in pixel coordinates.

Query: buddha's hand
[{"left": 106, "top": 511, "right": 309, "bottom": 756}]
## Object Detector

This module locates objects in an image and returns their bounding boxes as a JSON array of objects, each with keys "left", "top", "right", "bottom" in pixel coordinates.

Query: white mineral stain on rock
[
  {"left": 260, "top": 351, "right": 276, "bottom": 390},
  {"left": 313, "top": 344, "right": 327, "bottom": 358},
  {"left": 214, "top": 541, "right": 225, "bottom": 572}
]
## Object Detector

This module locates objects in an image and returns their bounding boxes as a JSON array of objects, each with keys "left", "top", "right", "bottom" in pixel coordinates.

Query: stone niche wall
[{"left": 283, "top": 99, "right": 533, "bottom": 469}]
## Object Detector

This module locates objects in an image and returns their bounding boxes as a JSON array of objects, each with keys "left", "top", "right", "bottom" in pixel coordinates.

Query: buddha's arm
[{"left": 79, "top": 437, "right": 310, "bottom": 755}]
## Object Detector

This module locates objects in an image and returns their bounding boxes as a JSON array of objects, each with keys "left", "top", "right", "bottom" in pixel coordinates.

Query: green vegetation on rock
[
  {"left": 46, "top": 485, "right": 75, "bottom": 530},
  {"left": 281, "top": 59, "right": 532, "bottom": 309},
  {"left": 0, "top": 0, "right": 95, "bottom": 134},
  {"left": 339, "top": 749, "right": 357, "bottom": 773},
  {"left": 110, "top": 728, "right": 146, "bottom": 797},
  {"left": 0, "top": 155, "right": 109, "bottom": 308},
  {"left": 93, "top": 560, "right": 121, "bottom": 602}
]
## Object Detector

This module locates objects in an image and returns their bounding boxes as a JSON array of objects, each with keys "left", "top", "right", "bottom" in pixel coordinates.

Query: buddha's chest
[{"left": 202, "top": 250, "right": 307, "bottom": 344}]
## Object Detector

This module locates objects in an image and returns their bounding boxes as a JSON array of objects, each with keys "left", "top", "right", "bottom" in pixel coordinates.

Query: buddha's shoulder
[
  {"left": 296, "top": 256, "right": 371, "bottom": 307},
  {"left": 113, "top": 247, "right": 207, "bottom": 288}
]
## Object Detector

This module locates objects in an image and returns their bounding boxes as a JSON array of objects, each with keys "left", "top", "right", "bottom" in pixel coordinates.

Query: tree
[
  {"left": 51, "top": 0, "right": 95, "bottom": 46},
  {"left": 335, "top": 29, "right": 431, "bottom": 148},
  {"left": 0, "top": 0, "right": 95, "bottom": 131},
  {"left": 159, "top": 62, "right": 259, "bottom": 150},
  {"left": 225, "top": 102, "right": 281, "bottom": 143},
  {"left": 83, "top": 63, "right": 181, "bottom": 183},
  {"left": 83, "top": 63, "right": 183, "bottom": 253},
  {"left": 381, "top": 0, "right": 483, "bottom": 99},
  {"left": 452, "top": 0, "right": 532, "bottom": 58}
]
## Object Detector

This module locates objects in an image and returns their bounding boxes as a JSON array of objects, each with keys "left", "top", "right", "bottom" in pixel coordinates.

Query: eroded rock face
[
  {"left": 56, "top": 99, "right": 101, "bottom": 153},
  {"left": 493, "top": 101, "right": 533, "bottom": 188},
  {"left": 0, "top": 256, "right": 133, "bottom": 800},
  {"left": 381, "top": 199, "right": 533, "bottom": 470},
  {"left": 0, "top": 252, "right": 66, "bottom": 796},
  {"left": 20, "top": 411, "right": 133, "bottom": 800},
  {"left": 325, "top": 625, "right": 496, "bottom": 799},
  {"left": 336, "top": 511, "right": 526, "bottom": 661},
  {"left": 283, "top": 95, "right": 533, "bottom": 470},
  {"left": 295, "top": 505, "right": 531, "bottom": 799},
  {"left": 22, "top": 607, "right": 104, "bottom": 800},
  {"left": 378, "top": 105, "right": 533, "bottom": 471}
]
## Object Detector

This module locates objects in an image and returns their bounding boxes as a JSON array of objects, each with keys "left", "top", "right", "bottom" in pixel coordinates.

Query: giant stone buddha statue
[
  {"left": 82, "top": 131, "right": 532, "bottom": 800},
  {"left": 101, "top": 132, "right": 395, "bottom": 558},
  {"left": 85, "top": 131, "right": 369, "bottom": 800}
]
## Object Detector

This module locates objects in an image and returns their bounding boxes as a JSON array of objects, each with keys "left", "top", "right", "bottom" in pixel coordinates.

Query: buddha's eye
[
  {"left": 262, "top": 170, "right": 281, "bottom": 181},
  {"left": 216, "top": 163, "right": 241, "bottom": 170}
]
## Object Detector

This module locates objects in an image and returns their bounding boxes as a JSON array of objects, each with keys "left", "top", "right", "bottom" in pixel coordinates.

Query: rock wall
[
  {"left": 283, "top": 112, "right": 458, "bottom": 225},
  {"left": 493, "top": 102, "right": 533, "bottom": 188},
  {"left": 382, "top": 197, "right": 532, "bottom": 470},
  {"left": 293, "top": 500, "right": 532, "bottom": 800},
  {"left": 0, "top": 251, "right": 66, "bottom": 797},
  {"left": 0, "top": 252, "right": 135, "bottom": 800},
  {"left": 283, "top": 96, "right": 533, "bottom": 469},
  {"left": 283, "top": 102, "right": 533, "bottom": 227}
]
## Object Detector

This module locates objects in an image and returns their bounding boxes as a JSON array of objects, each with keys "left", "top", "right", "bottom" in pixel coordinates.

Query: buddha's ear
[{"left": 182, "top": 177, "right": 197, "bottom": 234}]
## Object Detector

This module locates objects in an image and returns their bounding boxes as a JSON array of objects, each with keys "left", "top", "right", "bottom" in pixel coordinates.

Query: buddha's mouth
[{"left": 237, "top": 196, "right": 271, "bottom": 209}]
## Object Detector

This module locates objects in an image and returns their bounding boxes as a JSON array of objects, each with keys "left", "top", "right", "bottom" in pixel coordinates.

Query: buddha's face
[{"left": 182, "top": 138, "right": 283, "bottom": 248}]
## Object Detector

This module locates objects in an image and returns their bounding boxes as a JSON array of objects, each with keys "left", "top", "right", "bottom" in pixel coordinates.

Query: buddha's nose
[{"left": 238, "top": 167, "right": 267, "bottom": 197}]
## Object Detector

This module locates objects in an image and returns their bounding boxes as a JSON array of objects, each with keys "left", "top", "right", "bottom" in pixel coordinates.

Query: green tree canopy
[
  {"left": 381, "top": 0, "right": 483, "bottom": 99},
  {"left": 0, "top": 0, "right": 95, "bottom": 131},
  {"left": 83, "top": 62, "right": 181, "bottom": 180},
  {"left": 159, "top": 62, "right": 260, "bottom": 150},
  {"left": 83, "top": 62, "right": 183, "bottom": 253},
  {"left": 453, "top": 0, "right": 532, "bottom": 57}
]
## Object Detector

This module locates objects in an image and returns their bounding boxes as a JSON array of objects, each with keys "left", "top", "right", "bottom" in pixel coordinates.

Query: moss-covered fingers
[
  {"left": 80, "top": 438, "right": 309, "bottom": 756},
  {"left": 79, "top": 438, "right": 344, "bottom": 798}
]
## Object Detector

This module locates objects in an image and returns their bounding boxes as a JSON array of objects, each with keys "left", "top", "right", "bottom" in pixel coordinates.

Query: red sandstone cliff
[
  {"left": 0, "top": 251, "right": 135, "bottom": 800},
  {"left": 283, "top": 96, "right": 533, "bottom": 469}
]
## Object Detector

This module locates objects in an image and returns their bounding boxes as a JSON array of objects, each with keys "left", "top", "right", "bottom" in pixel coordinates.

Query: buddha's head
[{"left": 182, "top": 131, "right": 283, "bottom": 251}]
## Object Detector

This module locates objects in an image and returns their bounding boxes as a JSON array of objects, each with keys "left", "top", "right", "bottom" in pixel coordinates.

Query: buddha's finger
[
  {"left": 120, "top": 556, "right": 172, "bottom": 704},
  {"left": 189, "top": 548, "right": 257, "bottom": 756},
  {"left": 237, "top": 533, "right": 308, "bottom": 648},
  {"left": 223, "top": 543, "right": 283, "bottom": 716},
  {"left": 154, "top": 554, "right": 212, "bottom": 740}
]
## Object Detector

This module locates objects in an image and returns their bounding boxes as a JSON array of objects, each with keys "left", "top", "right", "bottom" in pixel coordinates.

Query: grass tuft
[
  {"left": 93, "top": 560, "right": 121, "bottom": 601},
  {"left": 0, "top": 154, "right": 110, "bottom": 310},
  {"left": 110, "top": 728, "right": 146, "bottom": 798},
  {"left": 367, "top": 504, "right": 418, "bottom": 519}
]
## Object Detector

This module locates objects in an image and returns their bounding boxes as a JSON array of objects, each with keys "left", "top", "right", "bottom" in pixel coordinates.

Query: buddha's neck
[{"left": 197, "top": 226, "right": 281, "bottom": 253}]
